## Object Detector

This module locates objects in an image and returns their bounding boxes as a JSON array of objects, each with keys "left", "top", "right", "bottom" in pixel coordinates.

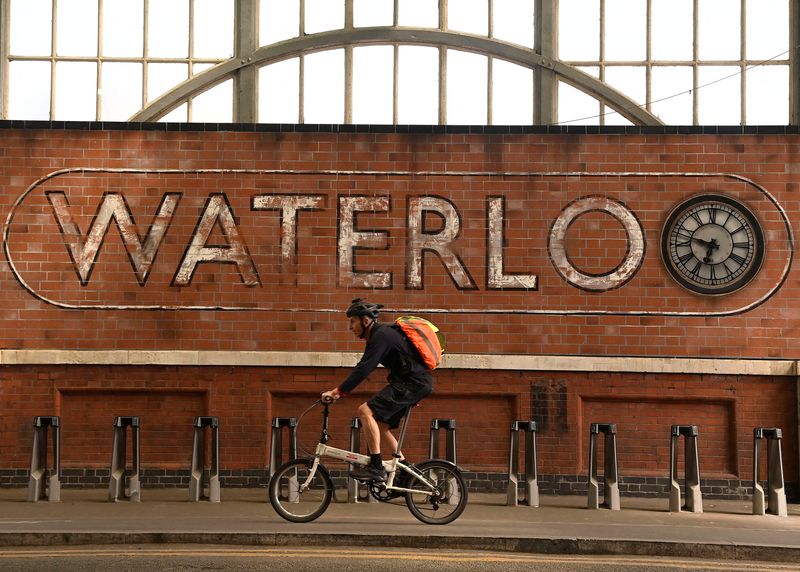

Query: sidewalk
[{"left": 1, "top": 488, "right": 799, "bottom": 563}]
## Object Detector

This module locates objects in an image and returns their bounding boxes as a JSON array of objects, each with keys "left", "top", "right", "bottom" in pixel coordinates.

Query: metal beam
[
  {"left": 535, "top": 0, "right": 557, "bottom": 124},
  {"left": 233, "top": 0, "right": 259, "bottom": 123},
  {"left": 130, "top": 27, "right": 664, "bottom": 125},
  {"left": 791, "top": 0, "right": 800, "bottom": 125},
  {"left": 0, "top": 0, "right": 8, "bottom": 119}
]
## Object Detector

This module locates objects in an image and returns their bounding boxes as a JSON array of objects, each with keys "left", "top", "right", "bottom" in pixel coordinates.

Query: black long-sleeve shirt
[{"left": 338, "top": 323, "right": 432, "bottom": 395}]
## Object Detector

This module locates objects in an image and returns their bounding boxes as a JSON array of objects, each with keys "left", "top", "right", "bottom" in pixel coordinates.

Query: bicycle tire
[
  {"left": 404, "top": 459, "right": 468, "bottom": 525},
  {"left": 268, "top": 458, "right": 333, "bottom": 523}
]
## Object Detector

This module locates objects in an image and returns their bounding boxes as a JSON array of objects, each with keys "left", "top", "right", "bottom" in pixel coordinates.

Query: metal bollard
[
  {"left": 189, "top": 416, "right": 220, "bottom": 503},
  {"left": 27, "top": 416, "right": 61, "bottom": 502},
  {"left": 347, "top": 418, "right": 377, "bottom": 503},
  {"left": 587, "top": 423, "right": 620, "bottom": 510},
  {"left": 429, "top": 418, "right": 458, "bottom": 506},
  {"left": 429, "top": 419, "right": 457, "bottom": 463},
  {"left": 108, "top": 416, "right": 141, "bottom": 502},
  {"left": 507, "top": 420, "right": 538, "bottom": 507},
  {"left": 269, "top": 417, "right": 297, "bottom": 477},
  {"left": 753, "top": 427, "right": 787, "bottom": 517},
  {"left": 669, "top": 425, "right": 702, "bottom": 513}
]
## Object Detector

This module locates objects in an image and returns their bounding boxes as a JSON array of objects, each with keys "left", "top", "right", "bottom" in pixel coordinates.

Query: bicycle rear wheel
[
  {"left": 268, "top": 458, "right": 333, "bottom": 523},
  {"left": 405, "top": 460, "right": 468, "bottom": 525}
]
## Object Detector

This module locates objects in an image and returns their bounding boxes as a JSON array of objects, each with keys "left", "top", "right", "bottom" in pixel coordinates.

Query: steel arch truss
[{"left": 130, "top": 27, "right": 664, "bottom": 126}]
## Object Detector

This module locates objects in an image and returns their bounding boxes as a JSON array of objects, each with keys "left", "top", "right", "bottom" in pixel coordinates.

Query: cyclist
[{"left": 322, "top": 298, "right": 433, "bottom": 482}]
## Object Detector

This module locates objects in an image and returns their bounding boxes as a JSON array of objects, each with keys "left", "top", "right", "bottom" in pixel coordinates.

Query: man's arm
[{"left": 323, "top": 328, "right": 389, "bottom": 399}]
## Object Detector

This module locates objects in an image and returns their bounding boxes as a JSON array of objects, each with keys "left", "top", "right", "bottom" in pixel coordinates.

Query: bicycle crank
[{"left": 369, "top": 482, "right": 403, "bottom": 502}]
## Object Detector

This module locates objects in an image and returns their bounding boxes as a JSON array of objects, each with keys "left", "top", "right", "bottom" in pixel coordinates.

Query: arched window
[{"left": 1, "top": 0, "right": 795, "bottom": 125}]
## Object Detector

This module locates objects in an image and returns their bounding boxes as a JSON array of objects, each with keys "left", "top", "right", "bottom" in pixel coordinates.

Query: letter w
[{"left": 46, "top": 191, "right": 180, "bottom": 286}]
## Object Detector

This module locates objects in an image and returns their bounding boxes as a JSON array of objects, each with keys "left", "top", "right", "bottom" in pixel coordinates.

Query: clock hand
[
  {"left": 703, "top": 238, "right": 720, "bottom": 263},
  {"left": 691, "top": 236, "right": 716, "bottom": 248}
]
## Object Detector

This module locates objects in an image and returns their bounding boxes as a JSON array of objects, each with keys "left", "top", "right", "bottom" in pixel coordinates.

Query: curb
[{"left": 0, "top": 532, "right": 798, "bottom": 563}]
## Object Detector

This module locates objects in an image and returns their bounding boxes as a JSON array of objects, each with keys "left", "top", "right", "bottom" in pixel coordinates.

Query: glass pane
[
  {"left": 305, "top": 0, "right": 344, "bottom": 34},
  {"left": 101, "top": 62, "right": 143, "bottom": 120},
  {"left": 353, "top": 46, "right": 394, "bottom": 124},
  {"left": 259, "top": 59, "right": 300, "bottom": 123},
  {"left": 398, "top": 45, "right": 438, "bottom": 124},
  {"left": 603, "top": 106, "right": 633, "bottom": 126},
  {"left": 604, "top": 66, "right": 645, "bottom": 107},
  {"left": 697, "top": 66, "right": 740, "bottom": 124},
  {"left": 448, "top": 0, "right": 487, "bottom": 35},
  {"left": 558, "top": 81, "right": 600, "bottom": 125},
  {"left": 651, "top": 66, "right": 693, "bottom": 124},
  {"left": 10, "top": 0, "right": 52, "bottom": 56},
  {"left": 605, "top": 0, "right": 645, "bottom": 61},
  {"left": 148, "top": 0, "right": 189, "bottom": 58},
  {"left": 558, "top": 0, "right": 599, "bottom": 60},
  {"left": 194, "top": 0, "right": 233, "bottom": 59},
  {"left": 447, "top": 50, "right": 487, "bottom": 124},
  {"left": 492, "top": 60, "right": 532, "bottom": 125},
  {"left": 160, "top": 102, "right": 188, "bottom": 122},
  {"left": 651, "top": 0, "right": 692, "bottom": 60},
  {"left": 398, "top": 0, "right": 438, "bottom": 28},
  {"left": 698, "top": 0, "right": 740, "bottom": 61},
  {"left": 493, "top": 0, "right": 534, "bottom": 48},
  {"left": 56, "top": 0, "right": 97, "bottom": 56},
  {"left": 261, "top": 0, "right": 300, "bottom": 44},
  {"left": 354, "top": 0, "right": 393, "bottom": 27},
  {"left": 746, "top": 0, "right": 788, "bottom": 61},
  {"left": 193, "top": 63, "right": 215, "bottom": 74},
  {"left": 147, "top": 63, "right": 189, "bottom": 102},
  {"left": 192, "top": 80, "right": 233, "bottom": 122},
  {"left": 746, "top": 65, "right": 788, "bottom": 125},
  {"left": 102, "top": 0, "right": 143, "bottom": 57},
  {"left": 604, "top": 66, "right": 644, "bottom": 125},
  {"left": 8, "top": 61, "right": 51, "bottom": 119},
  {"left": 304, "top": 50, "right": 344, "bottom": 123},
  {"left": 55, "top": 62, "right": 97, "bottom": 120}
]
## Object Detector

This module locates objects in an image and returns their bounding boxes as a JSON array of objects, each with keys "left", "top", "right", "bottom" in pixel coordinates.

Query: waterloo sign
[{"left": 3, "top": 168, "right": 791, "bottom": 316}]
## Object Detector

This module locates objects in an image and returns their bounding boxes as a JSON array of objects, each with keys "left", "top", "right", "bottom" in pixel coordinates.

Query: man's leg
[
  {"left": 382, "top": 427, "right": 402, "bottom": 460},
  {"left": 349, "top": 402, "right": 388, "bottom": 482},
  {"left": 358, "top": 402, "right": 381, "bottom": 455}
]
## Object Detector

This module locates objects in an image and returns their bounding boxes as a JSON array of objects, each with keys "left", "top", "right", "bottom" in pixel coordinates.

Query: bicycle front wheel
[
  {"left": 405, "top": 460, "right": 468, "bottom": 525},
  {"left": 268, "top": 458, "right": 333, "bottom": 523}
]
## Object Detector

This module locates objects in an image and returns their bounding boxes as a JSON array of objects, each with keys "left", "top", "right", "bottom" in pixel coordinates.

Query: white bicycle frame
[
  {"left": 289, "top": 401, "right": 446, "bottom": 499},
  {"left": 299, "top": 442, "right": 433, "bottom": 495}
]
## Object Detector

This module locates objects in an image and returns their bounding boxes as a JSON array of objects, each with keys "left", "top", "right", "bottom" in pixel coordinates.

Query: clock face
[{"left": 661, "top": 194, "right": 765, "bottom": 295}]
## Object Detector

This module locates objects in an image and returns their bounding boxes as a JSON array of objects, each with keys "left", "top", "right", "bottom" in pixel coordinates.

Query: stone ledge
[{"left": 0, "top": 350, "right": 795, "bottom": 376}]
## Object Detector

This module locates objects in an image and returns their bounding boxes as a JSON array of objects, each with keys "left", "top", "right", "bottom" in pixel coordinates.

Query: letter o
[{"left": 548, "top": 196, "right": 645, "bottom": 291}]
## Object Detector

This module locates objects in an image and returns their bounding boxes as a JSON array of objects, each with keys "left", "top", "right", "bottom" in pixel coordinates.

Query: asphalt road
[{"left": 0, "top": 545, "right": 796, "bottom": 572}]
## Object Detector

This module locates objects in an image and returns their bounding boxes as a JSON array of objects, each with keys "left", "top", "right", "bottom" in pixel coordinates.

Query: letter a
[{"left": 173, "top": 194, "right": 260, "bottom": 287}]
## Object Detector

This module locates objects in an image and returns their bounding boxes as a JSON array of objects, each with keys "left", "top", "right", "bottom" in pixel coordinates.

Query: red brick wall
[
  {"left": 0, "top": 125, "right": 797, "bottom": 492},
  {"left": 1, "top": 365, "right": 795, "bottom": 485}
]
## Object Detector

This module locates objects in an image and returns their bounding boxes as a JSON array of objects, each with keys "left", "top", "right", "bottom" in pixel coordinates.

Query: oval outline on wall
[{"left": 3, "top": 168, "right": 793, "bottom": 317}]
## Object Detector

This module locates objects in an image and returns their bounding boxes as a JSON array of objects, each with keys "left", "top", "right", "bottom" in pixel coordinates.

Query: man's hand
[{"left": 321, "top": 388, "right": 341, "bottom": 403}]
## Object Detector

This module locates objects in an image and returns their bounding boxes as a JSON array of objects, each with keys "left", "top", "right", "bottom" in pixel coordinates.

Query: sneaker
[{"left": 350, "top": 464, "right": 387, "bottom": 483}]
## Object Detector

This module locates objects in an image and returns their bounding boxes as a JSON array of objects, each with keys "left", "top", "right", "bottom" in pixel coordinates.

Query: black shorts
[{"left": 367, "top": 379, "right": 432, "bottom": 429}]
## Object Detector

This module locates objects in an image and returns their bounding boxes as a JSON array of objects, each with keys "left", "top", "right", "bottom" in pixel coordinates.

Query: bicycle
[{"left": 268, "top": 397, "right": 468, "bottom": 525}]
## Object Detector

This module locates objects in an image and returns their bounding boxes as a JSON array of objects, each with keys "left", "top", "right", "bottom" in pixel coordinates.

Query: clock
[{"left": 661, "top": 194, "right": 765, "bottom": 295}]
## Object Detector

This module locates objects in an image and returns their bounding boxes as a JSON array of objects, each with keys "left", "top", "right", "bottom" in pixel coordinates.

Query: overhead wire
[{"left": 556, "top": 48, "right": 793, "bottom": 125}]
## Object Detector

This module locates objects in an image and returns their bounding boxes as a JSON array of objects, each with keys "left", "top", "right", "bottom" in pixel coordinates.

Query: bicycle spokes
[{"left": 405, "top": 460, "right": 468, "bottom": 525}]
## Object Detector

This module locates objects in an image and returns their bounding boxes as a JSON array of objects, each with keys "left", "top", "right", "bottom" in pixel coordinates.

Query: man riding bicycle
[{"left": 322, "top": 298, "right": 433, "bottom": 483}]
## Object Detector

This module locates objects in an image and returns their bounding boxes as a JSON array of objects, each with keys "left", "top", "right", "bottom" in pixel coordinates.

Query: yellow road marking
[{"left": 0, "top": 547, "right": 794, "bottom": 570}]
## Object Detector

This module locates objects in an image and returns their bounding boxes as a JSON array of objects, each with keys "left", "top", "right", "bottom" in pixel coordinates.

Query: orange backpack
[{"left": 394, "top": 316, "right": 445, "bottom": 370}]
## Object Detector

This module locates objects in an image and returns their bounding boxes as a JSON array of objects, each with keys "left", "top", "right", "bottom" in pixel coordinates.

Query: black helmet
[{"left": 346, "top": 298, "right": 383, "bottom": 319}]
